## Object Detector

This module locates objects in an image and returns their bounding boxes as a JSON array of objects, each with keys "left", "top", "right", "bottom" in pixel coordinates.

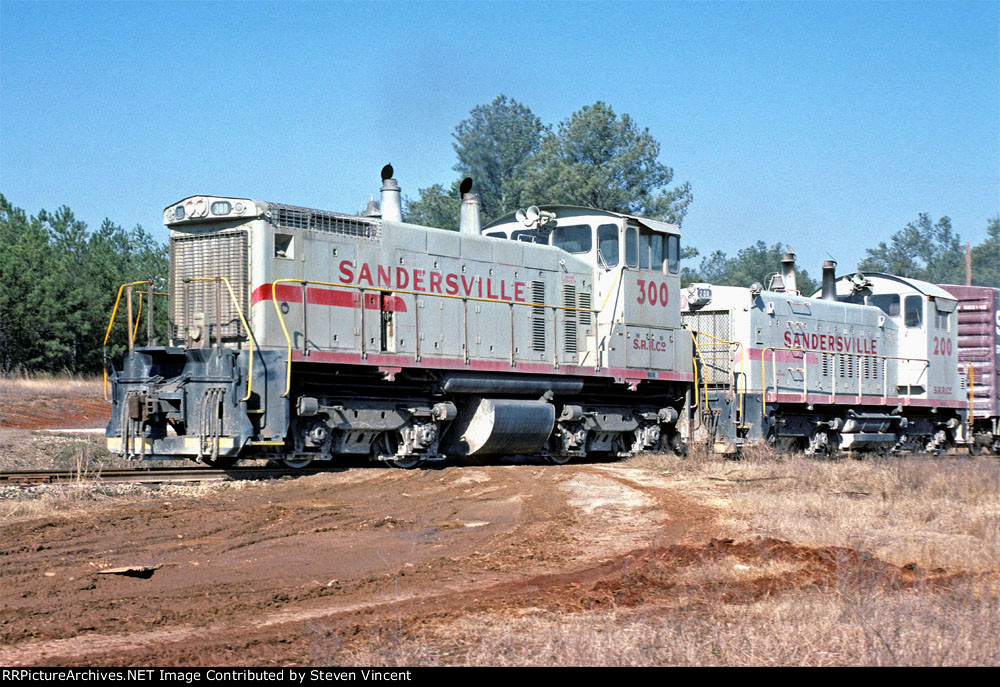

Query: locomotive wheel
[
  {"left": 279, "top": 457, "right": 314, "bottom": 469},
  {"left": 202, "top": 455, "right": 239, "bottom": 468},
  {"left": 389, "top": 455, "right": 425, "bottom": 469},
  {"left": 374, "top": 432, "right": 424, "bottom": 469},
  {"left": 544, "top": 453, "right": 573, "bottom": 465}
]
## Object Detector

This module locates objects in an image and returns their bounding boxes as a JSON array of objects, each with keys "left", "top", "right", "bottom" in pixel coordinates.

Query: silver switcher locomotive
[
  {"left": 681, "top": 256, "right": 968, "bottom": 454},
  {"left": 105, "top": 168, "right": 693, "bottom": 467}
]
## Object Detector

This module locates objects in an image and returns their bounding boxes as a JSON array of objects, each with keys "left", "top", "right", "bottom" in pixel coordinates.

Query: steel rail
[{"left": 0, "top": 466, "right": 331, "bottom": 485}]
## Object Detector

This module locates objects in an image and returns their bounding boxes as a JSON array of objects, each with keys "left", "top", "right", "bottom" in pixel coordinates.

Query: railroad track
[{"left": 0, "top": 465, "right": 330, "bottom": 485}]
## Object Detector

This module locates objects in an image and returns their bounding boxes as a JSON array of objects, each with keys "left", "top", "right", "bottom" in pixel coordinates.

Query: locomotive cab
[
  {"left": 828, "top": 274, "right": 962, "bottom": 405},
  {"left": 485, "top": 206, "right": 686, "bottom": 374}
]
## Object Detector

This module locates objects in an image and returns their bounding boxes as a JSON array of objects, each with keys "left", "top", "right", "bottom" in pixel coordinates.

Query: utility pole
[{"left": 965, "top": 241, "right": 972, "bottom": 286}]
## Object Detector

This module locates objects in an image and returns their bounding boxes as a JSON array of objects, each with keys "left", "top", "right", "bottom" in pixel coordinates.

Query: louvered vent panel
[
  {"left": 170, "top": 230, "right": 248, "bottom": 342},
  {"left": 270, "top": 204, "right": 380, "bottom": 241},
  {"left": 578, "top": 291, "right": 592, "bottom": 327},
  {"left": 563, "top": 285, "right": 578, "bottom": 354},
  {"left": 531, "top": 280, "right": 546, "bottom": 352}
]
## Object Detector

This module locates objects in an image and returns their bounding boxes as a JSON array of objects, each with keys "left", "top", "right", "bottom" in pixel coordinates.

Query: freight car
[
  {"left": 104, "top": 167, "right": 693, "bottom": 467},
  {"left": 939, "top": 284, "right": 1000, "bottom": 453},
  {"left": 680, "top": 256, "right": 968, "bottom": 454}
]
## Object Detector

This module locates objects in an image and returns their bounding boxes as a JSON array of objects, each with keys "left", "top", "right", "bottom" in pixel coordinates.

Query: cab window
[
  {"left": 869, "top": 294, "right": 900, "bottom": 317},
  {"left": 512, "top": 229, "right": 541, "bottom": 243},
  {"left": 625, "top": 226, "right": 639, "bottom": 268},
  {"left": 639, "top": 232, "right": 665, "bottom": 270},
  {"left": 667, "top": 235, "right": 680, "bottom": 274},
  {"left": 551, "top": 224, "right": 592, "bottom": 254},
  {"left": 597, "top": 224, "right": 619, "bottom": 267},
  {"left": 904, "top": 295, "right": 923, "bottom": 328}
]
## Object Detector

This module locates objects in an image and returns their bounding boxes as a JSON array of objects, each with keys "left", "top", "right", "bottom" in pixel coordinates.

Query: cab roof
[{"left": 485, "top": 205, "right": 681, "bottom": 236}]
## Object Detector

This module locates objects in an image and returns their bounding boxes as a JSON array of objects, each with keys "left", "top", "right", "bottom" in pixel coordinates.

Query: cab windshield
[{"left": 551, "top": 224, "right": 592, "bottom": 254}]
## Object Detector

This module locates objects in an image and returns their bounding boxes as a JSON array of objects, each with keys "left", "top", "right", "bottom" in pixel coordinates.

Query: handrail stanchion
[
  {"left": 414, "top": 293, "right": 421, "bottom": 362},
  {"left": 215, "top": 280, "right": 223, "bottom": 349},
  {"left": 509, "top": 302, "right": 515, "bottom": 367},
  {"left": 146, "top": 282, "right": 155, "bottom": 345},
  {"left": 301, "top": 281, "right": 309, "bottom": 355},
  {"left": 126, "top": 285, "right": 135, "bottom": 354}
]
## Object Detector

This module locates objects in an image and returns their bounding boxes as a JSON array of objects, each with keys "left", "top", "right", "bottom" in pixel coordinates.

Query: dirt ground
[
  {"left": 0, "top": 388, "right": 992, "bottom": 666},
  {"left": 0, "top": 393, "right": 110, "bottom": 430}
]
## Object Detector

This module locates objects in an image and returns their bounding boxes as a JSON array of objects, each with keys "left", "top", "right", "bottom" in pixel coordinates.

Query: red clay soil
[
  {"left": 0, "top": 397, "right": 110, "bottom": 430},
  {"left": 0, "top": 460, "right": 974, "bottom": 667}
]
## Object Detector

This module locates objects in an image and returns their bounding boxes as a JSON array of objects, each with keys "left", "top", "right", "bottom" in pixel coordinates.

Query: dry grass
[
  {"left": 329, "top": 447, "right": 1000, "bottom": 666},
  {"left": 336, "top": 576, "right": 999, "bottom": 666},
  {"left": 0, "top": 373, "right": 102, "bottom": 400},
  {"left": 628, "top": 447, "right": 1000, "bottom": 571},
  {"left": 0, "top": 429, "right": 132, "bottom": 472}
]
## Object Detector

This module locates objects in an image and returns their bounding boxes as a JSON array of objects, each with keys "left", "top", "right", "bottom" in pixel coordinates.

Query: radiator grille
[
  {"left": 681, "top": 310, "right": 732, "bottom": 385},
  {"left": 170, "top": 230, "right": 249, "bottom": 342},
  {"left": 270, "top": 203, "right": 380, "bottom": 241}
]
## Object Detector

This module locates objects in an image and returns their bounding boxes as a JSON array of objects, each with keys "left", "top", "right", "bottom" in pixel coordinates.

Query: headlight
[{"left": 185, "top": 198, "right": 207, "bottom": 218}]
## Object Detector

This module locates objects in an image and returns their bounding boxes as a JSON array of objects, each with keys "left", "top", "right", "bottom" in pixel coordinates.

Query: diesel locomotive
[
  {"left": 105, "top": 167, "right": 692, "bottom": 467},
  {"left": 682, "top": 261, "right": 969, "bottom": 455},
  {"left": 104, "top": 166, "right": 983, "bottom": 465}
]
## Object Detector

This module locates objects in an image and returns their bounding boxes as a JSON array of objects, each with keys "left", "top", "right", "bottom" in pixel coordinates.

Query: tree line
[
  {"left": 1, "top": 95, "right": 996, "bottom": 374},
  {"left": 0, "top": 195, "right": 168, "bottom": 375}
]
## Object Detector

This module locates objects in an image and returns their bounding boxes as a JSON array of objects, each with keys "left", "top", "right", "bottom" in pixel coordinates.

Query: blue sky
[{"left": 2, "top": 0, "right": 997, "bottom": 276}]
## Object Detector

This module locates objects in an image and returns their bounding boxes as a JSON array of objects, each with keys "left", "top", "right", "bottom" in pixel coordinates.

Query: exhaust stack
[
  {"left": 821, "top": 260, "right": 838, "bottom": 301},
  {"left": 780, "top": 249, "right": 798, "bottom": 294},
  {"left": 458, "top": 177, "right": 481, "bottom": 235},
  {"left": 379, "top": 164, "right": 401, "bottom": 222}
]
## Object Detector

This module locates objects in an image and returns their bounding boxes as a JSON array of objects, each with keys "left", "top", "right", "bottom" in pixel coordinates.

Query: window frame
[
  {"left": 904, "top": 295, "right": 923, "bottom": 328},
  {"left": 550, "top": 224, "right": 593, "bottom": 255}
]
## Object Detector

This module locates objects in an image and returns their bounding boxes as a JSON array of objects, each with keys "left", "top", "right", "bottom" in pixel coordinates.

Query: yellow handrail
[
  {"left": 687, "top": 329, "right": 708, "bottom": 413},
  {"left": 103, "top": 281, "right": 164, "bottom": 400},
  {"left": 103, "top": 278, "right": 256, "bottom": 404},
  {"left": 184, "top": 277, "right": 256, "bottom": 402},
  {"left": 270, "top": 278, "right": 600, "bottom": 398},
  {"left": 759, "top": 346, "right": 930, "bottom": 416},
  {"left": 689, "top": 329, "right": 744, "bottom": 423},
  {"left": 130, "top": 291, "right": 169, "bottom": 342},
  {"left": 597, "top": 268, "right": 624, "bottom": 313}
]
